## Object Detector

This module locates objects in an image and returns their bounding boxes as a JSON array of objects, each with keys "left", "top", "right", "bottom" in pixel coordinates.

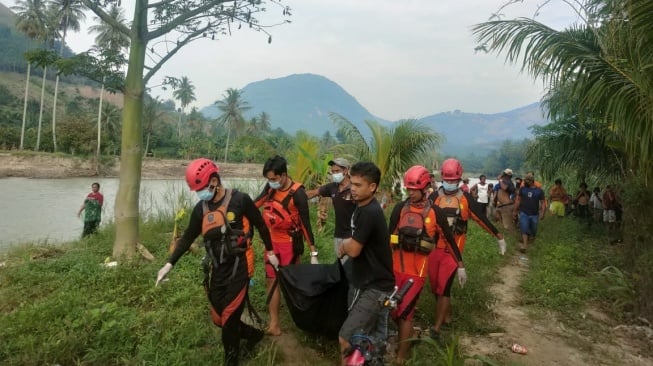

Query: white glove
[
  {"left": 457, "top": 267, "right": 467, "bottom": 288},
  {"left": 498, "top": 239, "right": 507, "bottom": 256},
  {"left": 310, "top": 256, "right": 319, "bottom": 265},
  {"left": 156, "top": 263, "right": 173, "bottom": 286},
  {"left": 267, "top": 252, "right": 279, "bottom": 270}
]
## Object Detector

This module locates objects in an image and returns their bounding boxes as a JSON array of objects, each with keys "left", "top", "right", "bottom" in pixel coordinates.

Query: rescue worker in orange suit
[
  {"left": 427, "top": 158, "right": 506, "bottom": 341},
  {"left": 156, "top": 158, "right": 275, "bottom": 366},
  {"left": 388, "top": 166, "right": 464, "bottom": 363},
  {"left": 254, "top": 155, "right": 317, "bottom": 336}
]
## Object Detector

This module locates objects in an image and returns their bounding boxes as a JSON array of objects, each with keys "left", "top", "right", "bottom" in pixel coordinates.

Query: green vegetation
[
  {"left": 474, "top": 0, "right": 653, "bottom": 321},
  {"left": 1, "top": 198, "right": 632, "bottom": 365}
]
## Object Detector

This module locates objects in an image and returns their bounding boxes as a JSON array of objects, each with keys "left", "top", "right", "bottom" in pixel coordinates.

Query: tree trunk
[
  {"left": 20, "top": 63, "right": 31, "bottom": 150},
  {"left": 96, "top": 78, "right": 105, "bottom": 175},
  {"left": 52, "top": 74, "right": 60, "bottom": 152},
  {"left": 36, "top": 66, "right": 47, "bottom": 151},
  {"left": 51, "top": 23, "right": 69, "bottom": 153},
  {"left": 177, "top": 111, "right": 182, "bottom": 139},
  {"left": 113, "top": 1, "right": 147, "bottom": 259},
  {"left": 224, "top": 119, "right": 231, "bottom": 163}
]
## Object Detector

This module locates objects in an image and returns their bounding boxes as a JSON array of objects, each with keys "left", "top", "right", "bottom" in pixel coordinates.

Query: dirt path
[{"left": 461, "top": 253, "right": 653, "bottom": 365}]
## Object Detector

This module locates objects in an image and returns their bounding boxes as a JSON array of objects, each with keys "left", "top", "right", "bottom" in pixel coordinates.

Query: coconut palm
[
  {"left": 214, "top": 88, "right": 251, "bottom": 163},
  {"left": 472, "top": 0, "right": 653, "bottom": 183},
  {"left": 89, "top": 5, "right": 129, "bottom": 161},
  {"left": 50, "top": 0, "right": 86, "bottom": 152},
  {"left": 329, "top": 113, "right": 442, "bottom": 192},
  {"left": 257, "top": 111, "right": 271, "bottom": 132},
  {"left": 12, "top": 0, "right": 46, "bottom": 150},
  {"left": 101, "top": 103, "right": 122, "bottom": 155},
  {"left": 88, "top": 5, "right": 129, "bottom": 52},
  {"left": 142, "top": 96, "right": 165, "bottom": 158},
  {"left": 172, "top": 76, "right": 196, "bottom": 139},
  {"left": 32, "top": 6, "right": 59, "bottom": 151}
]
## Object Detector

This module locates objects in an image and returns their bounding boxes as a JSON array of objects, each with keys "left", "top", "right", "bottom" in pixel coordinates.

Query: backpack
[
  {"left": 394, "top": 201, "right": 435, "bottom": 254},
  {"left": 435, "top": 188, "right": 469, "bottom": 235}
]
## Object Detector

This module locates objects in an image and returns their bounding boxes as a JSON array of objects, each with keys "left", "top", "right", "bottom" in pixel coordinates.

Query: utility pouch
[
  {"left": 224, "top": 228, "right": 247, "bottom": 256},
  {"left": 418, "top": 239, "right": 435, "bottom": 254},
  {"left": 453, "top": 219, "right": 468, "bottom": 235},
  {"left": 290, "top": 229, "right": 304, "bottom": 256}
]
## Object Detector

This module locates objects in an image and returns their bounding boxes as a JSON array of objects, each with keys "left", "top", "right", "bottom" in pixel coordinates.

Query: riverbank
[{"left": 0, "top": 152, "right": 262, "bottom": 179}]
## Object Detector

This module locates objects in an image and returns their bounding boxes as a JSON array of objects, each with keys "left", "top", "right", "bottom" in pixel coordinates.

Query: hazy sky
[{"left": 4, "top": 0, "right": 578, "bottom": 120}]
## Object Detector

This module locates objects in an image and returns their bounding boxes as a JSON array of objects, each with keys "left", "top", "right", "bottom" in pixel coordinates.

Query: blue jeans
[{"left": 519, "top": 212, "right": 539, "bottom": 236}]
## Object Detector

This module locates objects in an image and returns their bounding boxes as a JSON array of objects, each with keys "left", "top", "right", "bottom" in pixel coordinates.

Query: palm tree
[
  {"left": 329, "top": 113, "right": 441, "bottom": 192},
  {"left": 50, "top": 0, "right": 86, "bottom": 152},
  {"left": 33, "top": 6, "right": 59, "bottom": 151},
  {"left": 89, "top": 5, "right": 129, "bottom": 161},
  {"left": 88, "top": 5, "right": 129, "bottom": 52},
  {"left": 101, "top": 103, "right": 122, "bottom": 155},
  {"left": 12, "top": 0, "right": 46, "bottom": 150},
  {"left": 472, "top": 0, "right": 653, "bottom": 182},
  {"left": 172, "top": 76, "right": 196, "bottom": 139},
  {"left": 142, "top": 96, "right": 165, "bottom": 158},
  {"left": 257, "top": 111, "right": 271, "bottom": 132},
  {"left": 214, "top": 88, "right": 251, "bottom": 163}
]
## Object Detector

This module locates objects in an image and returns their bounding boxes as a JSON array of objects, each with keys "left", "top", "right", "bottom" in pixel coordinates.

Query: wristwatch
[{"left": 310, "top": 251, "right": 319, "bottom": 257}]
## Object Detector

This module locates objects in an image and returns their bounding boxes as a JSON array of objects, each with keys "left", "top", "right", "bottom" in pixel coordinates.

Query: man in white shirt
[{"left": 471, "top": 174, "right": 491, "bottom": 218}]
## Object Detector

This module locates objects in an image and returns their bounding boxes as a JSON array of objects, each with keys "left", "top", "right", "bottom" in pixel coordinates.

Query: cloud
[{"left": 8, "top": 0, "right": 576, "bottom": 120}]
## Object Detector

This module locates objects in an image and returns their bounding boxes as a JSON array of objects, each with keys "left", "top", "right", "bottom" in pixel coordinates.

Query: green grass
[{"left": 0, "top": 206, "right": 639, "bottom": 365}]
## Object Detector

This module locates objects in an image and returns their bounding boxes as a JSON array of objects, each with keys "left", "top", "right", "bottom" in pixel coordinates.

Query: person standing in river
[{"left": 77, "top": 182, "right": 104, "bottom": 237}]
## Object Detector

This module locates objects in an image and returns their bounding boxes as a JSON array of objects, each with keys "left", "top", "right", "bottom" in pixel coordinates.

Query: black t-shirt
[
  {"left": 318, "top": 182, "right": 356, "bottom": 238},
  {"left": 350, "top": 198, "right": 394, "bottom": 292},
  {"left": 517, "top": 186, "right": 545, "bottom": 216}
]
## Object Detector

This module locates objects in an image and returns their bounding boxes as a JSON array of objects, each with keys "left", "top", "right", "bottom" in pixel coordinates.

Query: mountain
[
  {"left": 201, "top": 73, "right": 388, "bottom": 135},
  {"left": 0, "top": 3, "right": 77, "bottom": 74},
  {"left": 418, "top": 103, "right": 547, "bottom": 154},
  {"left": 200, "top": 73, "right": 548, "bottom": 150}
]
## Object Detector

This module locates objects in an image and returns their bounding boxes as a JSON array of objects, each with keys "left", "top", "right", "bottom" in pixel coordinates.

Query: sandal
[{"left": 428, "top": 327, "right": 441, "bottom": 341}]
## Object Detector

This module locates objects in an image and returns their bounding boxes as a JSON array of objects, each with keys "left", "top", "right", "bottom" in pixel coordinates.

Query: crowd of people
[
  {"left": 148, "top": 155, "right": 618, "bottom": 365},
  {"left": 464, "top": 170, "right": 624, "bottom": 250}
]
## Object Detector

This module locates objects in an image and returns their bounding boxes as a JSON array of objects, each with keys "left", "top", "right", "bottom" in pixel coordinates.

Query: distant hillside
[
  {"left": 201, "top": 73, "right": 388, "bottom": 135},
  {"left": 0, "top": 3, "right": 75, "bottom": 74},
  {"left": 0, "top": 3, "right": 39, "bottom": 73},
  {"left": 418, "top": 103, "right": 547, "bottom": 154}
]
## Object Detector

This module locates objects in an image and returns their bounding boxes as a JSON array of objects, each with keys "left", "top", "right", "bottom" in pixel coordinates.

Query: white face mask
[
  {"left": 268, "top": 180, "right": 282, "bottom": 189},
  {"left": 332, "top": 172, "right": 344, "bottom": 183}
]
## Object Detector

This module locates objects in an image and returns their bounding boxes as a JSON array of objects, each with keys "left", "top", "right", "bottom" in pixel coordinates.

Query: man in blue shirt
[{"left": 512, "top": 173, "right": 546, "bottom": 253}]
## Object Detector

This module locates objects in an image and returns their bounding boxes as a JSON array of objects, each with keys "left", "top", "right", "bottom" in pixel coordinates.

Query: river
[{"left": 0, "top": 177, "right": 265, "bottom": 251}]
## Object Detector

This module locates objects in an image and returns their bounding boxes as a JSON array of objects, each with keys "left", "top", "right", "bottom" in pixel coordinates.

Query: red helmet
[
  {"left": 404, "top": 165, "right": 431, "bottom": 190},
  {"left": 185, "top": 158, "right": 219, "bottom": 191},
  {"left": 440, "top": 158, "right": 463, "bottom": 180}
]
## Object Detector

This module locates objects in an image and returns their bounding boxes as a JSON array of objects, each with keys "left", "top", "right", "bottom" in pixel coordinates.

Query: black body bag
[{"left": 277, "top": 260, "right": 349, "bottom": 338}]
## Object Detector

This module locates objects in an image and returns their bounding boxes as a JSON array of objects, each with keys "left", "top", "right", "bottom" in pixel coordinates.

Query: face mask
[
  {"left": 332, "top": 172, "right": 344, "bottom": 183},
  {"left": 442, "top": 181, "right": 458, "bottom": 192},
  {"left": 196, "top": 187, "right": 215, "bottom": 201},
  {"left": 268, "top": 181, "right": 282, "bottom": 190}
]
